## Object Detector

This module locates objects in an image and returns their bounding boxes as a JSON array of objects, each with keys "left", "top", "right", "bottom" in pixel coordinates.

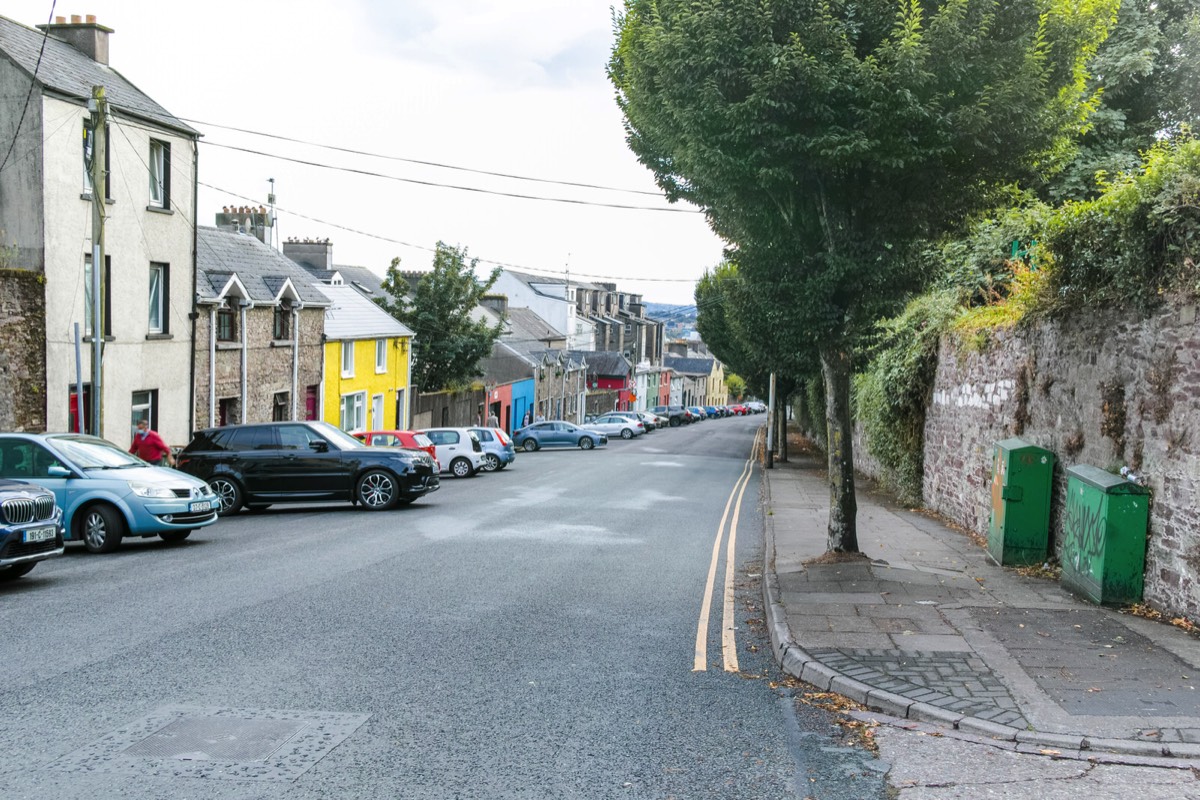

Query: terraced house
[{"left": 0, "top": 14, "right": 197, "bottom": 444}]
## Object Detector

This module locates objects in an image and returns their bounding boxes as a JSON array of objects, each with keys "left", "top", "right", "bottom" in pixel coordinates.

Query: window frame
[
  {"left": 341, "top": 340, "right": 355, "bottom": 378},
  {"left": 130, "top": 389, "right": 158, "bottom": 437},
  {"left": 83, "top": 254, "right": 113, "bottom": 338},
  {"left": 338, "top": 391, "right": 366, "bottom": 432},
  {"left": 375, "top": 339, "right": 387, "bottom": 374},
  {"left": 216, "top": 305, "right": 238, "bottom": 343},
  {"left": 273, "top": 304, "right": 291, "bottom": 341},
  {"left": 148, "top": 262, "right": 168, "bottom": 335},
  {"left": 148, "top": 139, "right": 171, "bottom": 209},
  {"left": 82, "top": 121, "right": 111, "bottom": 201}
]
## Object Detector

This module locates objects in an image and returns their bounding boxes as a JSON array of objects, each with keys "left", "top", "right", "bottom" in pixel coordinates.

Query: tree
[
  {"left": 725, "top": 373, "right": 747, "bottom": 400},
  {"left": 377, "top": 242, "right": 503, "bottom": 392},
  {"left": 612, "top": 0, "right": 1116, "bottom": 552}
]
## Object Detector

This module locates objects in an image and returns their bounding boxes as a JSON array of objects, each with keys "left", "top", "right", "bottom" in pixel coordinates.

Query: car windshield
[
  {"left": 413, "top": 434, "right": 434, "bottom": 448},
  {"left": 49, "top": 435, "right": 143, "bottom": 469},
  {"left": 309, "top": 421, "right": 365, "bottom": 451}
]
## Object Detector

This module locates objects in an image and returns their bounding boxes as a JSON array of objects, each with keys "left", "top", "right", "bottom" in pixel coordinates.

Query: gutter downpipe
[
  {"left": 240, "top": 302, "right": 249, "bottom": 422},
  {"left": 208, "top": 305, "right": 216, "bottom": 427},
  {"left": 291, "top": 304, "right": 301, "bottom": 420},
  {"left": 188, "top": 138, "right": 199, "bottom": 438}
]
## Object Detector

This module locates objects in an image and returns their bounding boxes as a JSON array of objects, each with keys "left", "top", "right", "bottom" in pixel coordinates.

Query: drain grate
[
  {"left": 47, "top": 705, "right": 370, "bottom": 781},
  {"left": 124, "top": 716, "right": 307, "bottom": 762}
]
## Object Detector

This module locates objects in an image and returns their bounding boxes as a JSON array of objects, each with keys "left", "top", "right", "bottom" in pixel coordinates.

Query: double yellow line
[{"left": 693, "top": 426, "right": 764, "bottom": 672}]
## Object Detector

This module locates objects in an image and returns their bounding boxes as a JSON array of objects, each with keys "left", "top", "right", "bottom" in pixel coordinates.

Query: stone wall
[
  {"left": 0, "top": 271, "right": 46, "bottom": 431},
  {"left": 192, "top": 307, "right": 324, "bottom": 430},
  {"left": 921, "top": 297, "right": 1200, "bottom": 618}
]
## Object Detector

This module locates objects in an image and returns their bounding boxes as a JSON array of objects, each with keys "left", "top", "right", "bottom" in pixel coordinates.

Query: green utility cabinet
[
  {"left": 1060, "top": 465, "right": 1150, "bottom": 605},
  {"left": 987, "top": 438, "right": 1056, "bottom": 566}
]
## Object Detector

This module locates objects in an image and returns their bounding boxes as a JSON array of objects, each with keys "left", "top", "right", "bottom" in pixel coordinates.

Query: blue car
[
  {"left": 0, "top": 479, "right": 64, "bottom": 580},
  {"left": 468, "top": 427, "right": 517, "bottom": 472},
  {"left": 0, "top": 433, "right": 219, "bottom": 553},
  {"left": 513, "top": 421, "right": 608, "bottom": 451}
]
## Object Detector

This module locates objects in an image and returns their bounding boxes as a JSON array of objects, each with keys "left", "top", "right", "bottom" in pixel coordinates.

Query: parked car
[
  {"left": 354, "top": 430, "right": 440, "bottom": 470},
  {"left": 0, "top": 479, "right": 64, "bottom": 579},
  {"left": 0, "top": 433, "right": 219, "bottom": 552},
  {"left": 513, "top": 421, "right": 607, "bottom": 451},
  {"left": 469, "top": 427, "right": 516, "bottom": 472},
  {"left": 608, "top": 411, "right": 656, "bottom": 431},
  {"left": 747, "top": 401, "right": 768, "bottom": 413},
  {"left": 704, "top": 405, "right": 723, "bottom": 419},
  {"left": 587, "top": 413, "right": 646, "bottom": 440},
  {"left": 688, "top": 406, "right": 709, "bottom": 420},
  {"left": 419, "top": 428, "right": 488, "bottom": 478},
  {"left": 177, "top": 421, "right": 439, "bottom": 514},
  {"left": 728, "top": 403, "right": 749, "bottom": 416},
  {"left": 651, "top": 405, "right": 691, "bottom": 427},
  {"left": 635, "top": 411, "right": 668, "bottom": 430}
]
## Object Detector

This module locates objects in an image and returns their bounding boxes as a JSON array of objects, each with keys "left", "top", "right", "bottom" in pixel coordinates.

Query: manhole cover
[
  {"left": 124, "top": 716, "right": 307, "bottom": 761},
  {"left": 47, "top": 705, "right": 370, "bottom": 781}
]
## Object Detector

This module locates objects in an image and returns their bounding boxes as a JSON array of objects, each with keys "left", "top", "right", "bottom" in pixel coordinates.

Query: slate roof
[
  {"left": 578, "top": 351, "right": 631, "bottom": 378},
  {"left": 294, "top": 262, "right": 386, "bottom": 298},
  {"left": 196, "top": 227, "right": 329, "bottom": 305},
  {"left": 0, "top": 15, "right": 197, "bottom": 136},
  {"left": 665, "top": 356, "right": 715, "bottom": 376},
  {"left": 503, "top": 269, "right": 603, "bottom": 295},
  {"left": 317, "top": 284, "right": 413, "bottom": 341}
]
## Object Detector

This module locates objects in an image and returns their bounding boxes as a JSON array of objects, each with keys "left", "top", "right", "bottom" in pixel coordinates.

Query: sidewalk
[{"left": 761, "top": 443, "right": 1200, "bottom": 762}]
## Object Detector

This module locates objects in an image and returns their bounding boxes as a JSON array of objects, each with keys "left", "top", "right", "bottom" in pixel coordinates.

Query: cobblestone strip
[{"left": 809, "top": 648, "right": 1030, "bottom": 729}]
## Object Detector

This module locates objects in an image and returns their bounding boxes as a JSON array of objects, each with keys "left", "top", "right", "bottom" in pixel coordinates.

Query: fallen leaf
[{"left": 1039, "top": 749, "right": 1062, "bottom": 756}]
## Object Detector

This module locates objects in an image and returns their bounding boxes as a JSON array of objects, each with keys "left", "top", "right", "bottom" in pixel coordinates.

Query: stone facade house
[
  {"left": 193, "top": 226, "right": 329, "bottom": 429},
  {"left": 0, "top": 14, "right": 198, "bottom": 444}
]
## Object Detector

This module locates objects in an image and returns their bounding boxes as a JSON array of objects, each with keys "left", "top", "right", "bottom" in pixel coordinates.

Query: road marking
[{"left": 693, "top": 427, "right": 763, "bottom": 672}]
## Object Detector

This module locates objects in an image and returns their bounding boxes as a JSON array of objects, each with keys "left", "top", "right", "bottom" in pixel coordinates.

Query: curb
[{"left": 758, "top": 467, "right": 1200, "bottom": 763}]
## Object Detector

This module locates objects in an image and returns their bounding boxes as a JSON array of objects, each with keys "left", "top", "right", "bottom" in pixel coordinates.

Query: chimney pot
[
  {"left": 70, "top": 15, "right": 82, "bottom": 23},
  {"left": 55, "top": 16, "right": 65, "bottom": 23},
  {"left": 86, "top": 14, "right": 96, "bottom": 23}
]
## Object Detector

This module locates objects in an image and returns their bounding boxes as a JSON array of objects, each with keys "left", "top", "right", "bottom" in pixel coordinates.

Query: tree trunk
[
  {"left": 821, "top": 347, "right": 858, "bottom": 552},
  {"left": 777, "top": 393, "right": 789, "bottom": 463}
]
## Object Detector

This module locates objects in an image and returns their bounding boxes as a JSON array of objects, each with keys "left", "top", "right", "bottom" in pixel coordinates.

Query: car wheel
[
  {"left": 159, "top": 529, "right": 192, "bottom": 543},
  {"left": 245, "top": 504, "right": 272, "bottom": 513},
  {"left": 621, "top": 428, "right": 634, "bottom": 439},
  {"left": 0, "top": 563, "right": 36, "bottom": 580},
  {"left": 450, "top": 457, "right": 474, "bottom": 478},
  {"left": 523, "top": 439, "right": 539, "bottom": 453},
  {"left": 579, "top": 437, "right": 594, "bottom": 450},
  {"left": 670, "top": 417, "right": 681, "bottom": 427},
  {"left": 482, "top": 453, "right": 500, "bottom": 472},
  {"left": 80, "top": 504, "right": 125, "bottom": 554},
  {"left": 208, "top": 477, "right": 243, "bottom": 516},
  {"left": 357, "top": 469, "right": 400, "bottom": 510},
  {"left": 496, "top": 461, "right": 509, "bottom": 470}
]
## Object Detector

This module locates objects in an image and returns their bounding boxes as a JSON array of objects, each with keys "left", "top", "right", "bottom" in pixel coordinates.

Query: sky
[{"left": 6, "top": 0, "right": 726, "bottom": 305}]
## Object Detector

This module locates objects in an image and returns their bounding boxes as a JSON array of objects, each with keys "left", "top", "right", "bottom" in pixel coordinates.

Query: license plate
[
  {"left": 189, "top": 500, "right": 214, "bottom": 513},
  {"left": 23, "top": 526, "right": 56, "bottom": 544}
]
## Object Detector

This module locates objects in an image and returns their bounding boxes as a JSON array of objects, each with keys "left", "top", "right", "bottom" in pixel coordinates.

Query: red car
[
  {"left": 354, "top": 430, "right": 440, "bottom": 470},
  {"left": 728, "top": 404, "right": 749, "bottom": 416}
]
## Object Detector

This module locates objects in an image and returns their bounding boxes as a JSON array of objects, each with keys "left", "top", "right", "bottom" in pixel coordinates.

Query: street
[{"left": 0, "top": 416, "right": 885, "bottom": 799}]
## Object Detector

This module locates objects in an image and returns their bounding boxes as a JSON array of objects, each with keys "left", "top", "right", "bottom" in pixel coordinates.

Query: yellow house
[{"left": 316, "top": 284, "right": 414, "bottom": 432}]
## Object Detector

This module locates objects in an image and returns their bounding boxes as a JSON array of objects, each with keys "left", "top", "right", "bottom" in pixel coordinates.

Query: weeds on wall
[{"left": 853, "top": 290, "right": 961, "bottom": 506}]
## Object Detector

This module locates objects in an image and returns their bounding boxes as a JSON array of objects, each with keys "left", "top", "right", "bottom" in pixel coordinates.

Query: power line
[
  {"left": 178, "top": 116, "right": 664, "bottom": 198},
  {"left": 201, "top": 140, "right": 699, "bottom": 213},
  {"left": 0, "top": 0, "right": 57, "bottom": 173}
]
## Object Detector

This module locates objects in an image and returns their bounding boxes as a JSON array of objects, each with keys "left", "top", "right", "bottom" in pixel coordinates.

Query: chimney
[
  {"left": 38, "top": 14, "right": 114, "bottom": 65},
  {"left": 480, "top": 294, "right": 509, "bottom": 318},
  {"left": 215, "top": 208, "right": 273, "bottom": 246},
  {"left": 282, "top": 238, "right": 334, "bottom": 272}
]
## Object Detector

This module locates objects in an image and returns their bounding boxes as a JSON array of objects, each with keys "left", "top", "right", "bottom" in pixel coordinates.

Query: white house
[
  {"left": 0, "top": 14, "right": 198, "bottom": 445},
  {"left": 491, "top": 269, "right": 595, "bottom": 351}
]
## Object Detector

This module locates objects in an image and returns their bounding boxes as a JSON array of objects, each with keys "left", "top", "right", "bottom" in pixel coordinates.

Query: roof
[
  {"left": 578, "top": 351, "right": 631, "bottom": 377},
  {"left": 665, "top": 356, "right": 716, "bottom": 376},
  {"left": 0, "top": 16, "right": 198, "bottom": 137},
  {"left": 502, "top": 269, "right": 603, "bottom": 296},
  {"left": 332, "top": 265, "right": 385, "bottom": 297},
  {"left": 196, "top": 227, "right": 330, "bottom": 305},
  {"left": 317, "top": 284, "right": 413, "bottom": 341}
]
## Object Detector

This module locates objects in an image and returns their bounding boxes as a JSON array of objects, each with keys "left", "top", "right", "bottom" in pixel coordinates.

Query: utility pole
[
  {"left": 89, "top": 85, "right": 108, "bottom": 438},
  {"left": 766, "top": 372, "right": 776, "bottom": 469}
]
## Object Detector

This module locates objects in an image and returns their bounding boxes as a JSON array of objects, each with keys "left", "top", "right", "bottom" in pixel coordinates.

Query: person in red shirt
[{"left": 129, "top": 419, "right": 173, "bottom": 466}]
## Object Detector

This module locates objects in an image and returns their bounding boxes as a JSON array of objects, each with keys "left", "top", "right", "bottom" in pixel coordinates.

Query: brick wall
[
  {"left": 0, "top": 270, "right": 46, "bottom": 431},
  {"left": 920, "top": 297, "right": 1200, "bottom": 618}
]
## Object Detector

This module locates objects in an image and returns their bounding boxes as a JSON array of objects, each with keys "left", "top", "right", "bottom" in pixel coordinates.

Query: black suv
[
  {"left": 0, "top": 479, "right": 64, "bottom": 580},
  {"left": 177, "top": 421, "right": 439, "bottom": 514}
]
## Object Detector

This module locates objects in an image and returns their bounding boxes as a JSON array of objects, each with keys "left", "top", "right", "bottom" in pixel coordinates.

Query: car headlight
[{"left": 129, "top": 482, "right": 177, "bottom": 499}]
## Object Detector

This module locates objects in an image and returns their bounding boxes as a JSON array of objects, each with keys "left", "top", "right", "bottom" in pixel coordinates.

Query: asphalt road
[{"left": 0, "top": 414, "right": 885, "bottom": 799}]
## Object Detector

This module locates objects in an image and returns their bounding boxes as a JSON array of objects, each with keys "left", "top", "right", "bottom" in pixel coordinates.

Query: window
[
  {"left": 148, "top": 263, "right": 168, "bottom": 334},
  {"left": 375, "top": 339, "right": 387, "bottom": 373},
  {"left": 0, "top": 440, "right": 63, "bottom": 479},
  {"left": 82, "top": 121, "right": 110, "bottom": 200},
  {"left": 83, "top": 255, "right": 112, "bottom": 337},
  {"left": 148, "top": 140, "right": 170, "bottom": 208},
  {"left": 273, "top": 305, "right": 291, "bottom": 340},
  {"left": 131, "top": 390, "right": 157, "bottom": 437},
  {"left": 272, "top": 391, "right": 290, "bottom": 421},
  {"left": 339, "top": 392, "right": 365, "bottom": 432},
  {"left": 218, "top": 397, "right": 239, "bottom": 426},
  {"left": 216, "top": 305, "right": 237, "bottom": 342},
  {"left": 226, "top": 425, "right": 278, "bottom": 451},
  {"left": 341, "top": 341, "right": 355, "bottom": 378},
  {"left": 278, "top": 424, "right": 325, "bottom": 450}
]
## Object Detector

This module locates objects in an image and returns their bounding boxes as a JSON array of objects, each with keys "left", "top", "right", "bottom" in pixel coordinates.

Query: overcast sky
[{"left": 7, "top": 0, "right": 725, "bottom": 305}]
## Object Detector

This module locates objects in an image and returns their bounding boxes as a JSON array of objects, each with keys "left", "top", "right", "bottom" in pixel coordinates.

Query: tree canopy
[
  {"left": 611, "top": 0, "right": 1117, "bottom": 551},
  {"left": 377, "top": 243, "right": 503, "bottom": 393}
]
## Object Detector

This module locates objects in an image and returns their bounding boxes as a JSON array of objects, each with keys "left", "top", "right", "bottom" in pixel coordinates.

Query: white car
[
  {"left": 587, "top": 414, "right": 646, "bottom": 440},
  {"left": 418, "top": 428, "right": 488, "bottom": 478}
]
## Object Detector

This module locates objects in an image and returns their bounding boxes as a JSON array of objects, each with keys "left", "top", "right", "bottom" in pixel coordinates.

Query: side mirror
[
  {"left": 47, "top": 465, "right": 72, "bottom": 478},
  {"left": 309, "top": 440, "right": 329, "bottom": 452}
]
